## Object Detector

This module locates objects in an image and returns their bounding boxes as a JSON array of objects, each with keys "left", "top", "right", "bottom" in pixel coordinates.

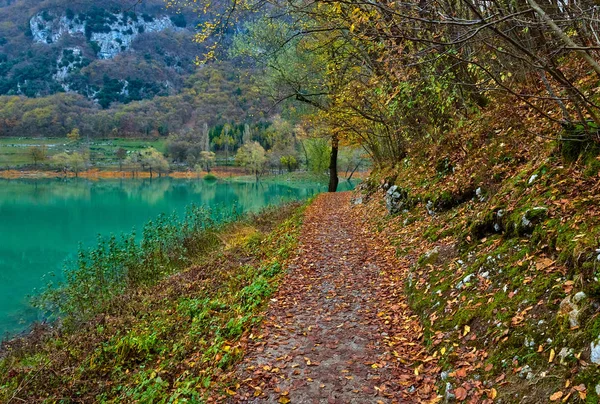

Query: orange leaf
[
  {"left": 550, "top": 391, "right": 563, "bottom": 401},
  {"left": 455, "top": 387, "right": 468, "bottom": 401}
]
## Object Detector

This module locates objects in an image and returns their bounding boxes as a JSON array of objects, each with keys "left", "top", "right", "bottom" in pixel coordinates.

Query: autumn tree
[
  {"left": 140, "top": 148, "right": 170, "bottom": 178},
  {"left": 235, "top": 141, "right": 267, "bottom": 180},
  {"left": 230, "top": 18, "right": 348, "bottom": 191},
  {"left": 52, "top": 151, "right": 88, "bottom": 177},
  {"left": 213, "top": 130, "right": 235, "bottom": 167},
  {"left": 174, "top": 0, "right": 600, "bottom": 169},
  {"left": 198, "top": 150, "right": 216, "bottom": 172},
  {"left": 28, "top": 145, "right": 48, "bottom": 168},
  {"left": 124, "top": 152, "right": 142, "bottom": 177},
  {"left": 67, "top": 128, "right": 81, "bottom": 143}
]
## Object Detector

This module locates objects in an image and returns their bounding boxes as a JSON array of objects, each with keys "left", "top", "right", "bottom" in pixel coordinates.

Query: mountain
[{"left": 0, "top": 0, "right": 206, "bottom": 107}]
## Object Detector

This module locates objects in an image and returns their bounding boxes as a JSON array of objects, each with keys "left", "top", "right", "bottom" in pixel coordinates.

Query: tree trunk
[
  {"left": 328, "top": 136, "right": 339, "bottom": 193},
  {"left": 347, "top": 161, "right": 360, "bottom": 181},
  {"left": 301, "top": 140, "right": 310, "bottom": 171}
]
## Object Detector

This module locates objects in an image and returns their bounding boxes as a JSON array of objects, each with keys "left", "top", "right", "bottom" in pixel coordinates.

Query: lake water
[{"left": 0, "top": 177, "right": 351, "bottom": 337}]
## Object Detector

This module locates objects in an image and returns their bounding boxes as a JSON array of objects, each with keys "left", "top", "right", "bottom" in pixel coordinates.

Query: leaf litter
[{"left": 228, "top": 192, "right": 438, "bottom": 403}]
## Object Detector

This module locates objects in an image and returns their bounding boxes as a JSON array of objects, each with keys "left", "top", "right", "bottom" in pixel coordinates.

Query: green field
[{"left": 0, "top": 138, "right": 167, "bottom": 169}]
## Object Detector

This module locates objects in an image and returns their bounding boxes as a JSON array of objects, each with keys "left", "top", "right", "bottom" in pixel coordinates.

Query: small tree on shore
[
  {"left": 199, "top": 151, "right": 216, "bottom": 173},
  {"left": 140, "top": 148, "right": 169, "bottom": 178},
  {"left": 124, "top": 153, "right": 142, "bottom": 177},
  {"left": 28, "top": 145, "right": 48, "bottom": 168},
  {"left": 115, "top": 148, "right": 127, "bottom": 171},
  {"left": 51, "top": 151, "right": 88, "bottom": 177},
  {"left": 236, "top": 141, "right": 267, "bottom": 180}
]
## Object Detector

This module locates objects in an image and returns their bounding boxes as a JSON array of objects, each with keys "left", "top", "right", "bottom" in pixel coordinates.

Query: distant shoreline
[
  {"left": 0, "top": 168, "right": 369, "bottom": 181},
  {"left": 0, "top": 167, "right": 246, "bottom": 180}
]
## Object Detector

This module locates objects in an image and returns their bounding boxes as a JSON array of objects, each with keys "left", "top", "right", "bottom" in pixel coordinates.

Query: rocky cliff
[{"left": 30, "top": 11, "right": 178, "bottom": 59}]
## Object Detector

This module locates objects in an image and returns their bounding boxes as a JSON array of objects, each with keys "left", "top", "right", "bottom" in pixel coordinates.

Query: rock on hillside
[{"left": 30, "top": 11, "right": 177, "bottom": 59}]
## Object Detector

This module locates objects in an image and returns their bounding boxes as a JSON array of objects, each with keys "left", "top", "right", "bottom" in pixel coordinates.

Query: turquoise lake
[{"left": 0, "top": 177, "right": 352, "bottom": 337}]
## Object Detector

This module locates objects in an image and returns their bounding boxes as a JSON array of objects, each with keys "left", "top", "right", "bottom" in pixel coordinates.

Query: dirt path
[{"left": 230, "top": 192, "right": 439, "bottom": 403}]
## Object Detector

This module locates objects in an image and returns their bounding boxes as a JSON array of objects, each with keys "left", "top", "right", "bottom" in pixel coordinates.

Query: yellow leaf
[
  {"left": 278, "top": 397, "right": 291, "bottom": 404},
  {"left": 549, "top": 349, "right": 555, "bottom": 363},
  {"left": 549, "top": 391, "right": 563, "bottom": 401},
  {"left": 440, "top": 347, "right": 446, "bottom": 355},
  {"left": 463, "top": 325, "right": 470, "bottom": 336},
  {"left": 488, "top": 388, "right": 497, "bottom": 399}
]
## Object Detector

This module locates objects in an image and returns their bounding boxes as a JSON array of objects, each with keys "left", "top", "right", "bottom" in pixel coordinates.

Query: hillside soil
[{"left": 229, "top": 192, "right": 439, "bottom": 403}]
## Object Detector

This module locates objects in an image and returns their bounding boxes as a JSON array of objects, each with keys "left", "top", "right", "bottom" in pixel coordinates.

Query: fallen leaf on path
[
  {"left": 550, "top": 391, "right": 563, "bottom": 401},
  {"left": 455, "top": 386, "right": 468, "bottom": 400}
]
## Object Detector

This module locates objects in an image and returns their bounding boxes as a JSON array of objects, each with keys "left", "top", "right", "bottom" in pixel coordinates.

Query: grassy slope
[
  {"left": 358, "top": 100, "right": 600, "bottom": 402},
  {"left": 0, "top": 202, "right": 306, "bottom": 402}
]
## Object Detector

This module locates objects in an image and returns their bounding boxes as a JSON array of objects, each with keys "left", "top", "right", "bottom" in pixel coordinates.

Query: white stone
[
  {"left": 426, "top": 200, "right": 435, "bottom": 216},
  {"left": 528, "top": 174, "right": 538, "bottom": 184},
  {"left": 558, "top": 347, "right": 573, "bottom": 364},
  {"left": 559, "top": 296, "right": 581, "bottom": 328},
  {"left": 591, "top": 339, "right": 600, "bottom": 364},
  {"left": 573, "top": 291, "right": 587, "bottom": 304},
  {"left": 456, "top": 274, "right": 474, "bottom": 289},
  {"left": 518, "top": 365, "right": 531, "bottom": 378}
]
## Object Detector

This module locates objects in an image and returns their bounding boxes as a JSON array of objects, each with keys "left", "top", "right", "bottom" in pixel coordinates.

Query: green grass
[{"left": 0, "top": 137, "right": 167, "bottom": 168}]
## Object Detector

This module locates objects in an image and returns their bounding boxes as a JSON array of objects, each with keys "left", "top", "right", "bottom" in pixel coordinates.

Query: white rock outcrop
[
  {"left": 53, "top": 47, "right": 83, "bottom": 91},
  {"left": 30, "top": 12, "right": 177, "bottom": 59}
]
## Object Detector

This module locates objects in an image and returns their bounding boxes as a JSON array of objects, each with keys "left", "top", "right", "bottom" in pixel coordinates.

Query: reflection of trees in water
[
  {"left": 0, "top": 179, "right": 92, "bottom": 205},
  {"left": 120, "top": 178, "right": 172, "bottom": 205},
  {"left": 231, "top": 181, "right": 304, "bottom": 211},
  {"left": 190, "top": 179, "right": 218, "bottom": 203}
]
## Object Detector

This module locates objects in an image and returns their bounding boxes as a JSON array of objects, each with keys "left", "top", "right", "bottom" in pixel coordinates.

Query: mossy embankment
[
  {"left": 357, "top": 111, "right": 600, "bottom": 402},
  {"left": 0, "top": 202, "right": 307, "bottom": 402}
]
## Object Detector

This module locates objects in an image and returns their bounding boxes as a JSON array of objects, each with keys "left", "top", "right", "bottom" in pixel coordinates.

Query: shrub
[{"left": 32, "top": 204, "right": 239, "bottom": 328}]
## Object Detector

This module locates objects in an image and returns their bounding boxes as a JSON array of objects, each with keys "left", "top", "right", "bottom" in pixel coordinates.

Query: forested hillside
[
  {"left": 0, "top": 0, "right": 203, "bottom": 103},
  {"left": 0, "top": 62, "right": 271, "bottom": 138}
]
